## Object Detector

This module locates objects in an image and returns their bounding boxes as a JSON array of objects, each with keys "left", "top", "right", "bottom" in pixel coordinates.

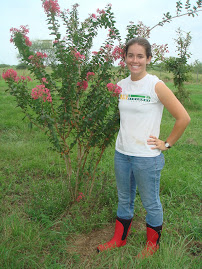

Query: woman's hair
[{"left": 124, "top": 37, "right": 152, "bottom": 59}]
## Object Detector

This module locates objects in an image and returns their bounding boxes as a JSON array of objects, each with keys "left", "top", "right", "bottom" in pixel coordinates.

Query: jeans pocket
[{"left": 135, "top": 157, "right": 156, "bottom": 171}]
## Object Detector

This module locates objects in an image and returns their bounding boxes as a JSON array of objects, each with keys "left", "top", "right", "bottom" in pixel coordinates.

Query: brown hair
[{"left": 124, "top": 37, "right": 152, "bottom": 59}]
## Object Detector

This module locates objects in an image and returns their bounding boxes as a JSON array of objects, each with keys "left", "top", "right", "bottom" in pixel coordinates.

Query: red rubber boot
[
  {"left": 97, "top": 217, "right": 132, "bottom": 252},
  {"left": 137, "top": 224, "right": 162, "bottom": 259}
]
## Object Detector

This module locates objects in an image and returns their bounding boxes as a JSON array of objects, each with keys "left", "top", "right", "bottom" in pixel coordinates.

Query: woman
[{"left": 97, "top": 37, "right": 190, "bottom": 258}]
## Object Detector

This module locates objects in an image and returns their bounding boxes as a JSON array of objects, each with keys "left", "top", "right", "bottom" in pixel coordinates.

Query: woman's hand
[{"left": 147, "top": 135, "right": 168, "bottom": 151}]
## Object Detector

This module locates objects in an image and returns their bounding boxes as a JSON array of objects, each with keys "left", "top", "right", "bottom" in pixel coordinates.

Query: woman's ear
[{"left": 146, "top": 56, "right": 152, "bottom": 65}]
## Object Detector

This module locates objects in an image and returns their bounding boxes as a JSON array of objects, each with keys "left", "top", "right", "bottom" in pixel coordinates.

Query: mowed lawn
[{"left": 0, "top": 74, "right": 201, "bottom": 268}]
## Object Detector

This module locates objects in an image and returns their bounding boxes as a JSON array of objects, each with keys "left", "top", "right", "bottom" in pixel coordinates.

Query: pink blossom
[
  {"left": 91, "top": 13, "right": 97, "bottom": 19},
  {"left": 14, "top": 77, "right": 20, "bottom": 83},
  {"left": 24, "top": 36, "right": 32, "bottom": 46},
  {"left": 27, "top": 76, "right": 32, "bottom": 81},
  {"left": 151, "top": 43, "right": 169, "bottom": 61},
  {"left": 53, "top": 40, "right": 59, "bottom": 44},
  {"left": 3, "top": 70, "right": 32, "bottom": 83},
  {"left": 19, "top": 25, "right": 29, "bottom": 35},
  {"left": 46, "top": 95, "right": 52, "bottom": 102},
  {"left": 42, "top": 77, "right": 48, "bottom": 84},
  {"left": 28, "top": 52, "right": 47, "bottom": 68},
  {"left": 105, "top": 44, "right": 113, "bottom": 49},
  {"left": 31, "top": 84, "right": 52, "bottom": 103},
  {"left": 92, "top": 51, "right": 98, "bottom": 55},
  {"left": 75, "top": 51, "right": 85, "bottom": 60},
  {"left": 77, "top": 81, "right": 88, "bottom": 90},
  {"left": 112, "top": 46, "right": 124, "bottom": 60},
  {"left": 2, "top": 69, "right": 18, "bottom": 81},
  {"left": 96, "top": 8, "right": 105, "bottom": 14},
  {"left": 114, "top": 85, "right": 122, "bottom": 94},
  {"left": 64, "top": 8, "right": 70, "bottom": 14},
  {"left": 107, "top": 83, "right": 122, "bottom": 95},
  {"left": 10, "top": 25, "right": 31, "bottom": 46},
  {"left": 36, "top": 52, "right": 47, "bottom": 58},
  {"left": 43, "top": 0, "right": 60, "bottom": 15},
  {"left": 108, "top": 29, "right": 116, "bottom": 37},
  {"left": 118, "top": 61, "right": 126, "bottom": 68},
  {"left": 107, "top": 83, "right": 114, "bottom": 92},
  {"left": 86, "top": 72, "right": 95, "bottom": 81},
  {"left": 76, "top": 192, "right": 84, "bottom": 202}
]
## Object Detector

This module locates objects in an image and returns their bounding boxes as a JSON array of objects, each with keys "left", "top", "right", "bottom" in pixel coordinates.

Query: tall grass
[{"left": 0, "top": 71, "right": 201, "bottom": 268}]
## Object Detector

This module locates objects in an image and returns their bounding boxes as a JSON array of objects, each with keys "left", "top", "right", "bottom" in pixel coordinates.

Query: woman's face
[{"left": 125, "top": 43, "right": 151, "bottom": 81}]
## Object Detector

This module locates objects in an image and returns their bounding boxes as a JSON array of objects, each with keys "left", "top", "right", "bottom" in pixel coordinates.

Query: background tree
[
  {"left": 164, "top": 28, "right": 192, "bottom": 103},
  {"left": 18, "top": 39, "right": 56, "bottom": 66},
  {"left": 192, "top": 60, "right": 202, "bottom": 83},
  {"left": 30, "top": 40, "right": 56, "bottom": 66}
]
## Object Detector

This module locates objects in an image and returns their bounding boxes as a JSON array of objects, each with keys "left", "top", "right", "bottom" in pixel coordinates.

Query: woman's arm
[{"left": 147, "top": 81, "right": 191, "bottom": 151}]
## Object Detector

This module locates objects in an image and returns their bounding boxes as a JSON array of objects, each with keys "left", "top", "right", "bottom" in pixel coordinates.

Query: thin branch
[
  {"left": 89, "top": 146, "right": 106, "bottom": 196},
  {"left": 24, "top": 112, "right": 49, "bottom": 134},
  {"left": 149, "top": 9, "right": 202, "bottom": 32}
]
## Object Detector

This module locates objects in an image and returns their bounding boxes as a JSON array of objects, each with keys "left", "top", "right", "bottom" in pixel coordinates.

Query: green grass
[{"left": 0, "top": 75, "right": 201, "bottom": 268}]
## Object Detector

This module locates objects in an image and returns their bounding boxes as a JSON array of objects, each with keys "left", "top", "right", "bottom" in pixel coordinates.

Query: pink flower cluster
[
  {"left": 105, "top": 44, "right": 113, "bottom": 49},
  {"left": 36, "top": 52, "right": 48, "bottom": 58},
  {"left": 77, "top": 81, "right": 88, "bottom": 90},
  {"left": 28, "top": 52, "right": 48, "bottom": 68},
  {"left": 42, "top": 77, "right": 48, "bottom": 84},
  {"left": 118, "top": 61, "right": 126, "bottom": 68},
  {"left": 136, "top": 21, "right": 151, "bottom": 39},
  {"left": 10, "top": 25, "right": 32, "bottom": 46},
  {"left": 112, "top": 46, "right": 124, "bottom": 61},
  {"left": 108, "top": 28, "right": 116, "bottom": 37},
  {"left": 10, "top": 25, "right": 29, "bottom": 35},
  {"left": 107, "top": 83, "right": 122, "bottom": 96},
  {"left": 77, "top": 72, "right": 95, "bottom": 91},
  {"left": 31, "top": 84, "right": 52, "bottom": 103},
  {"left": 24, "top": 36, "right": 32, "bottom": 46},
  {"left": 91, "top": 13, "right": 97, "bottom": 19},
  {"left": 152, "top": 43, "right": 169, "bottom": 61},
  {"left": 43, "top": 0, "right": 60, "bottom": 15},
  {"left": 86, "top": 72, "right": 95, "bottom": 81},
  {"left": 96, "top": 8, "right": 105, "bottom": 15},
  {"left": 2, "top": 69, "right": 17, "bottom": 81},
  {"left": 96, "top": 44, "right": 125, "bottom": 66},
  {"left": 2, "top": 69, "right": 32, "bottom": 83},
  {"left": 74, "top": 51, "right": 85, "bottom": 61},
  {"left": 16, "top": 76, "right": 32, "bottom": 83}
]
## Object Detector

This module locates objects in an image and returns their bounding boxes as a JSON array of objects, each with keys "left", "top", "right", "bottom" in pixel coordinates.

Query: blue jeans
[{"left": 114, "top": 150, "right": 165, "bottom": 227}]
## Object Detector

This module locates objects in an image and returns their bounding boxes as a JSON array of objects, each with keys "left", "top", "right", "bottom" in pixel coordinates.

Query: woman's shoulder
[
  {"left": 147, "top": 73, "right": 161, "bottom": 83},
  {"left": 117, "top": 75, "right": 130, "bottom": 87}
]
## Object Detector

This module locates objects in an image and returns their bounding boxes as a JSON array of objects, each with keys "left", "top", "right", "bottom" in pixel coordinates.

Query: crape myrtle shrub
[{"left": 3, "top": 0, "right": 202, "bottom": 200}]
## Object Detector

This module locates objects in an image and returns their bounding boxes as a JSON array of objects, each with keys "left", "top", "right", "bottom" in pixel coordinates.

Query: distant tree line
[{"left": 150, "top": 60, "right": 202, "bottom": 74}]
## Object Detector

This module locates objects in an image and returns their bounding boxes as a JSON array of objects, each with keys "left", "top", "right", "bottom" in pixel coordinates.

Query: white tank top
[{"left": 115, "top": 74, "right": 164, "bottom": 157}]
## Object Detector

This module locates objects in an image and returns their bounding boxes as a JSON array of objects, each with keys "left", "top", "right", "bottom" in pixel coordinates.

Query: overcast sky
[{"left": 1, "top": 0, "right": 202, "bottom": 65}]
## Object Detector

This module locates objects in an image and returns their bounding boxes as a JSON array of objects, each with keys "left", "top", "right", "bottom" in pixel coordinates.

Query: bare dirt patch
[
  {"left": 67, "top": 224, "right": 114, "bottom": 259},
  {"left": 66, "top": 219, "right": 145, "bottom": 263}
]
